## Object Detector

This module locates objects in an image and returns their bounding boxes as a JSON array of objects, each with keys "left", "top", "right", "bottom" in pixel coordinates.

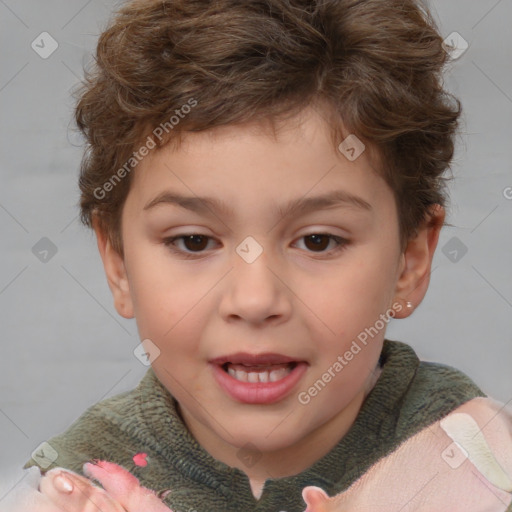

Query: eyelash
[{"left": 162, "top": 233, "right": 350, "bottom": 259}]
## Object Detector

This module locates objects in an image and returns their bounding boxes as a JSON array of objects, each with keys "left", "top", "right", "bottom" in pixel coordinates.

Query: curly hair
[{"left": 75, "top": 0, "right": 461, "bottom": 258}]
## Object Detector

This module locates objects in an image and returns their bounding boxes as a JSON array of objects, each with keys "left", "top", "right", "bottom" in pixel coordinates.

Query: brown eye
[
  {"left": 182, "top": 235, "right": 209, "bottom": 251},
  {"left": 295, "top": 233, "right": 349, "bottom": 256},
  {"left": 163, "top": 234, "right": 215, "bottom": 258},
  {"left": 303, "top": 234, "right": 330, "bottom": 252}
]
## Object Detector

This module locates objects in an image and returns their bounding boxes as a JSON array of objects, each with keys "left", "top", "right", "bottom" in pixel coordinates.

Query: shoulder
[
  {"left": 403, "top": 361, "right": 486, "bottom": 428},
  {"left": 23, "top": 372, "right": 151, "bottom": 475},
  {"left": 382, "top": 340, "right": 486, "bottom": 437},
  {"left": 342, "top": 397, "right": 512, "bottom": 508},
  {"left": 413, "top": 358, "right": 485, "bottom": 402}
]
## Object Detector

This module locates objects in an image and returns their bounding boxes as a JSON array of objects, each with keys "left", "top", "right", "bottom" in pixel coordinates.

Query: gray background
[{"left": 0, "top": 0, "right": 511, "bottom": 498}]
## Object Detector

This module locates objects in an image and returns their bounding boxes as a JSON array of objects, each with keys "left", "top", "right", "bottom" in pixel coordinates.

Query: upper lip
[{"left": 209, "top": 352, "right": 303, "bottom": 366}]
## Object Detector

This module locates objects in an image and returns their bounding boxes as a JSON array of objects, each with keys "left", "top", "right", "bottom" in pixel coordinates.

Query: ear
[
  {"left": 392, "top": 204, "right": 445, "bottom": 319},
  {"left": 92, "top": 216, "right": 134, "bottom": 319},
  {"left": 302, "top": 486, "right": 330, "bottom": 511}
]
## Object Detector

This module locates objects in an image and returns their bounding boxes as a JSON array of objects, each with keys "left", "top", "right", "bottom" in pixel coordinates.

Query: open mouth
[
  {"left": 222, "top": 362, "right": 298, "bottom": 383},
  {"left": 211, "top": 357, "right": 308, "bottom": 404}
]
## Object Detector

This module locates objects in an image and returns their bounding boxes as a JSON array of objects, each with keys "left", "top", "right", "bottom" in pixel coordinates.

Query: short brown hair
[{"left": 75, "top": 0, "right": 461, "bottom": 257}]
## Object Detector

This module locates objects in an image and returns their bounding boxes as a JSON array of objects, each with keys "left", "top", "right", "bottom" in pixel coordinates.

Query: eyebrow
[{"left": 143, "top": 189, "right": 373, "bottom": 218}]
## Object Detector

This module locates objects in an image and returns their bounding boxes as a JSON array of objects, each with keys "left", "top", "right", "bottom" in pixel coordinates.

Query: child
[{"left": 17, "top": 0, "right": 512, "bottom": 510}]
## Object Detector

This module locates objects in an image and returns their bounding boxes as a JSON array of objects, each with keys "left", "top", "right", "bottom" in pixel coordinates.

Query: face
[{"left": 98, "top": 105, "right": 439, "bottom": 469}]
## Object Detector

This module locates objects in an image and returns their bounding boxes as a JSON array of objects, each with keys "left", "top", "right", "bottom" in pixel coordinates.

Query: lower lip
[{"left": 210, "top": 362, "right": 308, "bottom": 404}]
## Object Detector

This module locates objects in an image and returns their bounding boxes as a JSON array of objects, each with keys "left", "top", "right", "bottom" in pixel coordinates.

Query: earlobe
[
  {"left": 92, "top": 216, "right": 134, "bottom": 319},
  {"left": 392, "top": 204, "right": 445, "bottom": 319}
]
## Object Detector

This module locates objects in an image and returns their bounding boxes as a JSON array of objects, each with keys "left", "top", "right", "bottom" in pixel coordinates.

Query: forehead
[{"left": 124, "top": 106, "right": 391, "bottom": 221}]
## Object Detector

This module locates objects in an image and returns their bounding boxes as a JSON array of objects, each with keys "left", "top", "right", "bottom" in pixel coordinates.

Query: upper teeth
[{"left": 227, "top": 366, "right": 291, "bottom": 383}]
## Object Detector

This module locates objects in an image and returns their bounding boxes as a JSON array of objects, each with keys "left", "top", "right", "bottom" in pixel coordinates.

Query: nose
[{"left": 218, "top": 243, "right": 292, "bottom": 325}]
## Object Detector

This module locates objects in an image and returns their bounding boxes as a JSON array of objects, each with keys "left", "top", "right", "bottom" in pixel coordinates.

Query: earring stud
[{"left": 405, "top": 301, "right": 414, "bottom": 309}]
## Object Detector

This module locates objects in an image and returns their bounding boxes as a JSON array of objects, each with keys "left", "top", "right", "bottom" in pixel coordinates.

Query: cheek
[
  {"left": 126, "top": 255, "right": 215, "bottom": 367},
  {"left": 125, "top": 246, "right": 203, "bottom": 332},
  {"left": 310, "top": 252, "right": 397, "bottom": 336}
]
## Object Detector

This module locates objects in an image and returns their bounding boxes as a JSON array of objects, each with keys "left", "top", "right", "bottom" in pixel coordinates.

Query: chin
[{"left": 229, "top": 427, "right": 302, "bottom": 452}]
